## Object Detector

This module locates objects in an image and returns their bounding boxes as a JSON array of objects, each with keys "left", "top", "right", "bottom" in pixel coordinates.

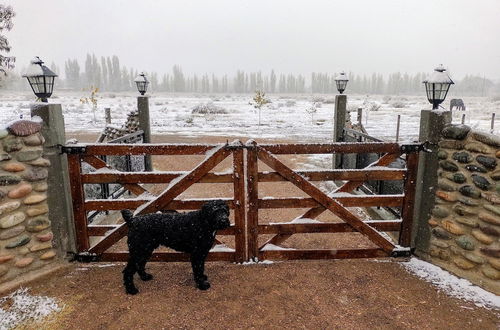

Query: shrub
[
  {"left": 285, "top": 100, "right": 296, "bottom": 107},
  {"left": 382, "top": 95, "right": 392, "bottom": 103},
  {"left": 324, "top": 98, "right": 335, "bottom": 104},
  {"left": 490, "top": 95, "right": 500, "bottom": 102},
  {"left": 312, "top": 96, "right": 325, "bottom": 103},
  {"left": 191, "top": 102, "right": 228, "bottom": 114},
  {"left": 391, "top": 101, "right": 407, "bottom": 108}
]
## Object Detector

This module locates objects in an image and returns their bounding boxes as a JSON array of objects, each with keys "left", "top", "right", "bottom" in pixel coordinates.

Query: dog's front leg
[{"left": 190, "top": 251, "right": 210, "bottom": 290}]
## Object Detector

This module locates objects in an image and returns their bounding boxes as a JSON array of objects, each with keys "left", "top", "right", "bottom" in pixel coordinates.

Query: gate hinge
[
  {"left": 400, "top": 143, "right": 424, "bottom": 154},
  {"left": 59, "top": 144, "right": 87, "bottom": 154},
  {"left": 71, "top": 252, "right": 99, "bottom": 262},
  {"left": 391, "top": 247, "right": 412, "bottom": 258}
]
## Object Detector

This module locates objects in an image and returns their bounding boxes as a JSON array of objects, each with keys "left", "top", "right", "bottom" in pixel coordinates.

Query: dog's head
[{"left": 201, "top": 200, "right": 230, "bottom": 230}]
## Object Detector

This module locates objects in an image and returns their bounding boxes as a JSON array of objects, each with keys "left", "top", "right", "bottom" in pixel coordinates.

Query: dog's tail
[{"left": 121, "top": 210, "right": 134, "bottom": 224}]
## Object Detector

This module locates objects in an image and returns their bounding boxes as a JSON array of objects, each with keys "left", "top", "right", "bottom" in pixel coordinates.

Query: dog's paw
[
  {"left": 197, "top": 280, "right": 211, "bottom": 290},
  {"left": 140, "top": 273, "right": 153, "bottom": 281},
  {"left": 125, "top": 286, "right": 139, "bottom": 295}
]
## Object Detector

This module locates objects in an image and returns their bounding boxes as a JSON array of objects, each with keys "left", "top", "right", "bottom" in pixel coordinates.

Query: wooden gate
[
  {"left": 245, "top": 141, "right": 420, "bottom": 261},
  {"left": 66, "top": 141, "right": 246, "bottom": 262},
  {"left": 66, "top": 140, "right": 421, "bottom": 262}
]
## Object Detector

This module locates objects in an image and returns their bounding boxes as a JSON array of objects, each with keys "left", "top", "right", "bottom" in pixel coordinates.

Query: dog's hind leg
[
  {"left": 137, "top": 248, "right": 154, "bottom": 281},
  {"left": 190, "top": 251, "right": 210, "bottom": 290},
  {"left": 123, "top": 261, "right": 139, "bottom": 295}
]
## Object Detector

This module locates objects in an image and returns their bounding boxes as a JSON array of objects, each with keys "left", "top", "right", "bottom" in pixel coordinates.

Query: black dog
[{"left": 121, "top": 200, "right": 230, "bottom": 295}]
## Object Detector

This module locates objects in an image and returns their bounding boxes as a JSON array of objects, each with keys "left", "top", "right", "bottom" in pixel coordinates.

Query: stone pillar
[
  {"left": 413, "top": 110, "right": 451, "bottom": 252},
  {"left": 137, "top": 96, "right": 153, "bottom": 171},
  {"left": 333, "top": 94, "right": 347, "bottom": 168},
  {"left": 31, "top": 103, "right": 76, "bottom": 256}
]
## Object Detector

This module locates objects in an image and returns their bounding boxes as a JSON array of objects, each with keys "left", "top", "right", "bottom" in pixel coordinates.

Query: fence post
[
  {"left": 105, "top": 107, "right": 111, "bottom": 124},
  {"left": 491, "top": 113, "right": 496, "bottom": 133},
  {"left": 412, "top": 110, "right": 451, "bottom": 252},
  {"left": 395, "top": 114, "right": 401, "bottom": 142},
  {"left": 30, "top": 103, "right": 77, "bottom": 256},
  {"left": 137, "top": 96, "right": 153, "bottom": 171},
  {"left": 357, "top": 108, "right": 362, "bottom": 125},
  {"left": 333, "top": 94, "right": 347, "bottom": 168}
]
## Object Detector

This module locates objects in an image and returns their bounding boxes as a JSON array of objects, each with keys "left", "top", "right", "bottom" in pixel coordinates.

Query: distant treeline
[{"left": 3, "top": 53, "right": 499, "bottom": 96}]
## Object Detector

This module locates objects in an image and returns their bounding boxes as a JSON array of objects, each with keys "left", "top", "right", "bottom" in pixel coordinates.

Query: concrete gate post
[
  {"left": 137, "top": 96, "right": 153, "bottom": 172},
  {"left": 31, "top": 103, "right": 77, "bottom": 256},
  {"left": 333, "top": 94, "right": 347, "bottom": 168},
  {"left": 412, "top": 110, "right": 451, "bottom": 252}
]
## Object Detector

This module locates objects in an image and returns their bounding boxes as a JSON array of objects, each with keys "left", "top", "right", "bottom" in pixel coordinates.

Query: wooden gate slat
[
  {"left": 88, "top": 145, "right": 232, "bottom": 255},
  {"left": 246, "top": 141, "right": 259, "bottom": 260},
  {"left": 300, "top": 152, "right": 401, "bottom": 220},
  {"left": 67, "top": 154, "right": 90, "bottom": 251},
  {"left": 261, "top": 152, "right": 401, "bottom": 248},
  {"left": 137, "top": 145, "right": 232, "bottom": 215},
  {"left": 399, "top": 152, "right": 419, "bottom": 247},
  {"left": 257, "top": 146, "right": 395, "bottom": 253},
  {"left": 82, "top": 155, "right": 148, "bottom": 196},
  {"left": 232, "top": 145, "right": 247, "bottom": 263}
]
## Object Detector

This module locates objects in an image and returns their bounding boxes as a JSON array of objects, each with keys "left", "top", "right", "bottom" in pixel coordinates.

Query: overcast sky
[{"left": 4, "top": 0, "right": 500, "bottom": 79}]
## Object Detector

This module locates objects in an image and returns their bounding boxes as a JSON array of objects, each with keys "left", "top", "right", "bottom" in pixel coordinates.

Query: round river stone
[
  {"left": 452, "top": 151, "right": 472, "bottom": 163},
  {"left": 476, "top": 155, "right": 497, "bottom": 170},
  {"left": 458, "top": 185, "right": 481, "bottom": 198},
  {"left": 0, "top": 225, "right": 25, "bottom": 240},
  {"left": 0, "top": 212, "right": 26, "bottom": 229}
]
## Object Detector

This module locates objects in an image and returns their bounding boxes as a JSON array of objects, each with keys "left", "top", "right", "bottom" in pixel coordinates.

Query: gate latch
[{"left": 59, "top": 144, "right": 86, "bottom": 154}]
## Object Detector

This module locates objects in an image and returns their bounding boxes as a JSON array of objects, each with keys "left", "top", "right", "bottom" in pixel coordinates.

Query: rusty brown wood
[
  {"left": 257, "top": 221, "right": 401, "bottom": 250},
  {"left": 257, "top": 146, "right": 395, "bottom": 253},
  {"left": 246, "top": 141, "right": 259, "bottom": 260},
  {"left": 88, "top": 224, "right": 129, "bottom": 254},
  {"left": 258, "top": 169, "right": 405, "bottom": 182},
  {"left": 232, "top": 145, "right": 246, "bottom": 263},
  {"left": 67, "top": 154, "right": 90, "bottom": 252},
  {"left": 99, "top": 251, "right": 236, "bottom": 262},
  {"left": 257, "top": 196, "right": 403, "bottom": 208},
  {"left": 298, "top": 152, "right": 401, "bottom": 220},
  {"left": 82, "top": 155, "right": 148, "bottom": 196},
  {"left": 87, "top": 225, "right": 236, "bottom": 236},
  {"left": 82, "top": 171, "right": 234, "bottom": 184},
  {"left": 259, "top": 248, "right": 389, "bottom": 260},
  {"left": 85, "top": 198, "right": 235, "bottom": 211},
  {"left": 83, "top": 143, "right": 219, "bottom": 156},
  {"left": 258, "top": 142, "right": 400, "bottom": 155},
  {"left": 399, "top": 152, "right": 420, "bottom": 247},
  {"left": 258, "top": 221, "right": 402, "bottom": 234},
  {"left": 137, "top": 145, "right": 232, "bottom": 215}
]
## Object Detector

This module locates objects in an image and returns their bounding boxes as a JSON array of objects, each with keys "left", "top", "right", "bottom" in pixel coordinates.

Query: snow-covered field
[{"left": 0, "top": 92, "right": 498, "bottom": 142}]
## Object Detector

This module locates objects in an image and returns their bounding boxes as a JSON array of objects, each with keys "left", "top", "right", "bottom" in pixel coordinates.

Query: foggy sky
[{"left": 4, "top": 0, "right": 500, "bottom": 79}]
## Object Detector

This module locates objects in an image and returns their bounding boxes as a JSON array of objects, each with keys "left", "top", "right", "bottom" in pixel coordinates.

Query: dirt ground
[{"left": 7, "top": 133, "right": 499, "bottom": 329}]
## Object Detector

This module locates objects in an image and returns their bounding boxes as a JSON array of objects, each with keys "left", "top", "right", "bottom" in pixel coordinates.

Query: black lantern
[
  {"left": 22, "top": 57, "right": 57, "bottom": 102},
  {"left": 134, "top": 72, "right": 149, "bottom": 95},
  {"left": 423, "top": 64, "right": 454, "bottom": 110},
  {"left": 335, "top": 71, "right": 349, "bottom": 94}
]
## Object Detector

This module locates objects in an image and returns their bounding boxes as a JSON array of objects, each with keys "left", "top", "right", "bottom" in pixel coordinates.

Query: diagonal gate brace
[{"left": 256, "top": 146, "right": 395, "bottom": 253}]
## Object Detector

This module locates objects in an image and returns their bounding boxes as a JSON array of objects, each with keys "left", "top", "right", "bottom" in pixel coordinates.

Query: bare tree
[{"left": 0, "top": 5, "right": 15, "bottom": 76}]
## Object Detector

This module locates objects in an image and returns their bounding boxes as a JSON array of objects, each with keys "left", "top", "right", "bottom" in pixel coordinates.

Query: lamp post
[
  {"left": 334, "top": 71, "right": 349, "bottom": 94},
  {"left": 134, "top": 72, "right": 152, "bottom": 171},
  {"left": 22, "top": 56, "right": 58, "bottom": 102},
  {"left": 134, "top": 72, "right": 149, "bottom": 95},
  {"left": 423, "top": 64, "right": 454, "bottom": 110},
  {"left": 333, "top": 71, "right": 349, "bottom": 169}
]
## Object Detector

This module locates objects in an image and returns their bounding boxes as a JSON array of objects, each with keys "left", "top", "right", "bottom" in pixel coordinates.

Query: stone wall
[
  {"left": 424, "top": 124, "right": 499, "bottom": 294},
  {"left": 0, "top": 119, "right": 56, "bottom": 283}
]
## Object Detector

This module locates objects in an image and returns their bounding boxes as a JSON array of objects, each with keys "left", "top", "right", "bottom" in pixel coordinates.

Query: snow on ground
[
  {"left": 0, "top": 288, "right": 62, "bottom": 330},
  {"left": 0, "top": 92, "right": 498, "bottom": 142},
  {"left": 401, "top": 258, "right": 500, "bottom": 310}
]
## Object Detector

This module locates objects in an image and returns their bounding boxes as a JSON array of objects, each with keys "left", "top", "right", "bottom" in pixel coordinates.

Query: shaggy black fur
[{"left": 121, "top": 200, "right": 230, "bottom": 295}]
